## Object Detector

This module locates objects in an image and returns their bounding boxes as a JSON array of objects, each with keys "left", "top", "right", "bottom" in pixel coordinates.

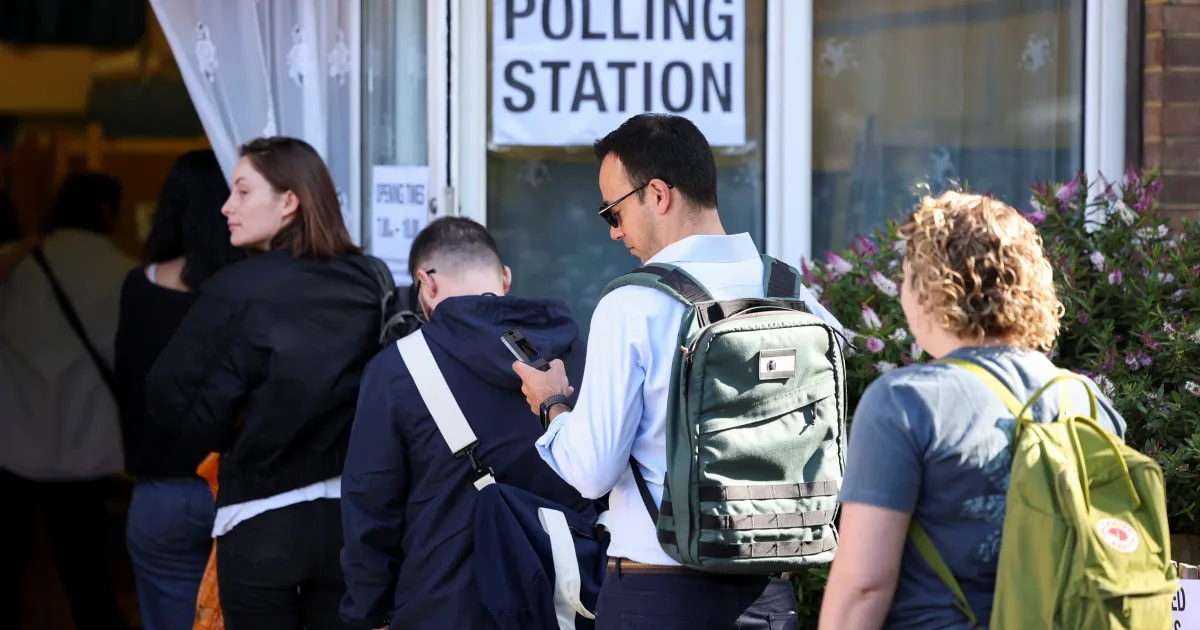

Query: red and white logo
[{"left": 1095, "top": 518, "right": 1140, "bottom": 553}]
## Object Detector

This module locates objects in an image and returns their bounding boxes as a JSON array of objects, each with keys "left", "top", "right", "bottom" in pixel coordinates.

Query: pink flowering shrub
[
  {"left": 790, "top": 169, "right": 1200, "bottom": 622},
  {"left": 804, "top": 167, "right": 1200, "bottom": 531}
]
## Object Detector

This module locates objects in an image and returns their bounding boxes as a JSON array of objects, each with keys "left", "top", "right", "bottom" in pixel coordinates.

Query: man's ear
[
  {"left": 501, "top": 265, "right": 513, "bottom": 296},
  {"left": 647, "top": 178, "right": 673, "bottom": 216},
  {"left": 418, "top": 269, "right": 438, "bottom": 299}
]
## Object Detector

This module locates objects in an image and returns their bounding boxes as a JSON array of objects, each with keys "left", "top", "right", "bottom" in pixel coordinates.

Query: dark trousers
[
  {"left": 126, "top": 477, "right": 215, "bottom": 630},
  {"left": 596, "top": 562, "right": 799, "bottom": 630},
  {"left": 0, "top": 469, "right": 131, "bottom": 630},
  {"left": 217, "top": 498, "right": 353, "bottom": 630}
]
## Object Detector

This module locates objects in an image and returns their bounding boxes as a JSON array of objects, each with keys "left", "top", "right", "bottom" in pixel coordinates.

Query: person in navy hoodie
[{"left": 339, "top": 217, "right": 596, "bottom": 630}]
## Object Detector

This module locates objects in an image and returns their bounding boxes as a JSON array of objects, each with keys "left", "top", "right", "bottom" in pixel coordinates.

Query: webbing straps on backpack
[{"left": 614, "top": 256, "right": 803, "bottom": 527}]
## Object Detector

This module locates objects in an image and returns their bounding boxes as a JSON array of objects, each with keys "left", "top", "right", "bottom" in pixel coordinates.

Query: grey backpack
[{"left": 600, "top": 255, "right": 847, "bottom": 574}]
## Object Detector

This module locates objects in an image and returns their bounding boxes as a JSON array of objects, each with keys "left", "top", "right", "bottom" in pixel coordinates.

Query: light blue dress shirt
[{"left": 535, "top": 233, "right": 842, "bottom": 565}]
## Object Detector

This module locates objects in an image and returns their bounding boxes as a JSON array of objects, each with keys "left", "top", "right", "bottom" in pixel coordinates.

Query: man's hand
[{"left": 512, "top": 359, "right": 574, "bottom": 416}]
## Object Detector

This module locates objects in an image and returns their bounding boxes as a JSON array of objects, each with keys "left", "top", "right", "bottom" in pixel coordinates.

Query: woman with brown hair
[
  {"left": 145, "top": 137, "right": 394, "bottom": 630},
  {"left": 818, "top": 192, "right": 1127, "bottom": 629}
]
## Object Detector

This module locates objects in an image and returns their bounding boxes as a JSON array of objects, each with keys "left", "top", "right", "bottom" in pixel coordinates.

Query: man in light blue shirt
[{"left": 514, "top": 114, "right": 839, "bottom": 630}]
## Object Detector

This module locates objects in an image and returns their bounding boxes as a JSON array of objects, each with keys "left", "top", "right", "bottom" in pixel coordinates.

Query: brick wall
[{"left": 1145, "top": 0, "right": 1200, "bottom": 222}]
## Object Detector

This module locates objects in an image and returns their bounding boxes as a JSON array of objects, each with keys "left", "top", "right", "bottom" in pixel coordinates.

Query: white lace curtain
[{"left": 149, "top": 0, "right": 357, "bottom": 239}]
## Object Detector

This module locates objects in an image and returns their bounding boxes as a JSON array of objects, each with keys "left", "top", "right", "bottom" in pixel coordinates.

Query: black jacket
[
  {"left": 145, "top": 250, "right": 392, "bottom": 507},
  {"left": 339, "top": 294, "right": 596, "bottom": 630}
]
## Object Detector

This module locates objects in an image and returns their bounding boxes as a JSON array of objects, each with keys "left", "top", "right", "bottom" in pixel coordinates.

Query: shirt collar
[{"left": 647, "top": 233, "right": 759, "bottom": 265}]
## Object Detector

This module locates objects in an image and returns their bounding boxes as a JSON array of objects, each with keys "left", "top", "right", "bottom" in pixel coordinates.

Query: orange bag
[{"left": 194, "top": 453, "right": 223, "bottom": 630}]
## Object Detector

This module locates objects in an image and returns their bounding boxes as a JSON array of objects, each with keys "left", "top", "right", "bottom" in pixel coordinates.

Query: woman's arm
[
  {"left": 144, "top": 288, "right": 262, "bottom": 453},
  {"left": 818, "top": 503, "right": 910, "bottom": 630},
  {"left": 818, "top": 377, "right": 930, "bottom": 629}
]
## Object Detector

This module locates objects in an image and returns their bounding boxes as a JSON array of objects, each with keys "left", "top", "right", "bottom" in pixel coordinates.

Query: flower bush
[{"left": 789, "top": 168, "right": 1200, "bottom": 624}]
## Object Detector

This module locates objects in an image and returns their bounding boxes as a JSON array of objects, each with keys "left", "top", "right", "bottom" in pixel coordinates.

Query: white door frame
[
  {"left": 1085, "top": 0, "right": 1128, "bottom": 202},
  {"left": 448, "top": 0, "right": 489, "bottom": 225},
  {"left": 439, "top": 1, "right": 1127, "bottom": 253},
  {"left": 765, "top": 0, "right": 812, "bottom": 267}
]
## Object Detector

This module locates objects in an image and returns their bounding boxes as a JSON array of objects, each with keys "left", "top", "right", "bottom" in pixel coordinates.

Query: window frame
[{"left": 416, "top": 0, "right": 1128, "bottom": 256}]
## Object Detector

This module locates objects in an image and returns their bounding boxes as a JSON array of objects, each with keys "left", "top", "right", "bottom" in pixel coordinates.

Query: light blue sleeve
[{"left": 535, "top": 290, "right": 647, "bottom": 499}]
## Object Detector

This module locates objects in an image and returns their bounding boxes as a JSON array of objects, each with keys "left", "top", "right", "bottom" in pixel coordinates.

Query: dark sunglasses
[{"left": 597, "top": 180, "right": 673, "bottom": 228}]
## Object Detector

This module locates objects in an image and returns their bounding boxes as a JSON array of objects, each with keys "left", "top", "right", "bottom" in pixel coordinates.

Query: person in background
[
  {"left": 818, "top": 192, "right": 1126, "bottom": 629},
  {"left": 145, "top": 137, "right": 393, "bottom": 630},
  {"left": 0, "top": 173, "right": 135, "bottom": 630},
  {"left": 340, "top": 217, "right": 596, "bottom": 629},
  {"left": 115, "top": 150, "right": 245, "bottom": 630}
]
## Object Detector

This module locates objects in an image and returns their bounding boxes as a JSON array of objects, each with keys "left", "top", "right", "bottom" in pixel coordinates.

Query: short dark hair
[
  {"left": 592, "top": 114, "right": 718, "bottom": 210},
  {"left": 145, "top": 150, "right": 246, "bottom": 289},
  {"left": 0, "top": 189, "right": 18, "bottom": 245},
  {"left": 239, "top": 136, "right": 359, "bottom": 260},
  {"left": 408, "top": 217, "right": 502, "bottom": 279},
  {"left": 51, "top": 172, "right": 121, "bottom": 234}
]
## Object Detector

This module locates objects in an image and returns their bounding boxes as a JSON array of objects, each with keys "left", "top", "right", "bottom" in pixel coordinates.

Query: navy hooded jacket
[{"left": 339, "top": 294, "right": 596, "bottom": 630}]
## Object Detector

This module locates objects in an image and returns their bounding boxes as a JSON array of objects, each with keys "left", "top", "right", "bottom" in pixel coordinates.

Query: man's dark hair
[
  {"left": 0, "top": 189, "right": 19, "bottom": 245},
  {"left": 408, "top": 217, "right": 502, "bottom": 279},
  {"left": 592, "top": 113, "right": 718, "bottom": 210},
  {"left": 50, "top": 172, "right": 121, "bottom": 234},
  {"left": 145, "top": 150, "right": 246, "bottom": 289}
]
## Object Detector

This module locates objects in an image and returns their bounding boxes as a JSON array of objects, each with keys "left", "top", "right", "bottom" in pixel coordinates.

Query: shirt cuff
[{"left": 534, "top": 410, "right": 572, "bottom": 479}]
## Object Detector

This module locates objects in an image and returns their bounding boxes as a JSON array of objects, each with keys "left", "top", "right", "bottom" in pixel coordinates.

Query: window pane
[
  {"left": 362, "top": 0, "right": 428, "bottom": 258},
  {"left": 486, "top": 1, "right": 767, "bottom": 340},
  {"left": 811, "top": 0, "right": 1085, "bottom": 257}
]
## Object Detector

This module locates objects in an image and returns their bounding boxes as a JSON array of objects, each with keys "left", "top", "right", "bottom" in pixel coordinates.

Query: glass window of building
[
  {"left": 361, "top": 0, "right": 429, "bottom": 272},
  {"left": 810, "top": 0, "right": 1086, "bottom": 257}
]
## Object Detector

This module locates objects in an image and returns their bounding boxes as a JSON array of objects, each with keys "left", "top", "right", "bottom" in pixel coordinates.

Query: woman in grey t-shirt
[{"left": 818, "top": 192, "right": 1125, "bottom": 629}]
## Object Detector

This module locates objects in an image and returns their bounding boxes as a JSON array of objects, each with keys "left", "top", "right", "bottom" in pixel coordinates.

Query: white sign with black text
[
  {"left": 1175, "top": 579, "right": 1200, "bottom": 628},
  {"left": 492, "top": 0, "right": 746, "bottom": 147},
  {"left": 369, "top": 165, "right": 430, "bottom": 287}
]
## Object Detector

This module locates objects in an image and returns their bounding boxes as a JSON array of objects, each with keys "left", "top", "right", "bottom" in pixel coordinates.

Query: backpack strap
[
  {"left": 599, "top": 262, "right": 713, "bottom": 306},
  {"left": 395, "top": 330, "right": 495, "bottom": 489},
  {"left": 938, "top": 358, "right": 1026, "bottom": 418},
  {"left": 761, "top": 254, "right": 802, "bottom": 299},
  {"left": 909, "top": 522, "right": 980, "bottom": 626},
  {"left": 909, "top": 358, "right": 1020, "bottom": 627}
]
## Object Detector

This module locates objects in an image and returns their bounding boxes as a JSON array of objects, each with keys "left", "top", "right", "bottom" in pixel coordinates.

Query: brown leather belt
[{"left": 606, "top": 557, "right": 696, "bottom": 575}]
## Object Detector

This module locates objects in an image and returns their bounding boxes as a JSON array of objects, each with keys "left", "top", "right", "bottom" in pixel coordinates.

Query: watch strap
[{"left": 539, "top": 394, "right": 572, "bottom": 429}]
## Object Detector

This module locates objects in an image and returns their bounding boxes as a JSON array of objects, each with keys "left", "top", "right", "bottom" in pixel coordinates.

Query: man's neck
[
  {"left": 432, "top": 271, "right": 505, "bottom": 304},
  {"left": 660, "top": 209, "right": 726, "bottom": 247}
]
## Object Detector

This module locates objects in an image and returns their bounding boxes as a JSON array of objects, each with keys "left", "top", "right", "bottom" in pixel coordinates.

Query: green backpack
[
  {"left": 600, "top": 255, "right": 847, "bottom": 574},
  {"left": 911, "top": 359, "right": 1178, "bottom": 628}
]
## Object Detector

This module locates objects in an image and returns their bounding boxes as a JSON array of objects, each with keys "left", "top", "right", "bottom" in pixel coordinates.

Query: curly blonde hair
[{"left": 899, "top": 191, "right": 1064, "bottom": 351}]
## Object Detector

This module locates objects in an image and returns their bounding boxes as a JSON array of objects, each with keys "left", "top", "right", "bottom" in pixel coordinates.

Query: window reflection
[{"left": 811, "top": 0, "right": 1085, "bottom": 257}]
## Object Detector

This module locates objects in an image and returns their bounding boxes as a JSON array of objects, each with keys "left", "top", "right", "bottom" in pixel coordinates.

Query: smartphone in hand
[{"left": 501, "top": 328, "right": 550, "bottom": 371}]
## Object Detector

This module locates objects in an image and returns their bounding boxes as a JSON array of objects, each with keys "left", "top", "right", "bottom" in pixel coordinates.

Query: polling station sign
[{"left": 492, "top": 0, "right": 746, "bottom": 147}]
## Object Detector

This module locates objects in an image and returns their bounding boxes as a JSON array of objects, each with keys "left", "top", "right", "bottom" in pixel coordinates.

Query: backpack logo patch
[
  {"left": 758, "top": 349, "right": 796, "bottom": 380},
  {"left": 1095, "top": 518, "right": 1139, "bottom": 553}
]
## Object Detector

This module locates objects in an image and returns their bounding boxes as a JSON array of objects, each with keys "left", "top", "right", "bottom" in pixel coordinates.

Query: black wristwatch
[{"left": 539, "top": 394, "right": 572, "bottom": 429}]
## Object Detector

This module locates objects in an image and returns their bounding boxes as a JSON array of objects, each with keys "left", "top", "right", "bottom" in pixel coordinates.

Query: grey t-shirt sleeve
[{"left": 838, "top": 375, "right": 927, "bottom": 514}]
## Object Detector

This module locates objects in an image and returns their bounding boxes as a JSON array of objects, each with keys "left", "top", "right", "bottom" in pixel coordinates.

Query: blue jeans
[{"left": 126, "top": 477, "right": 215, "bottom": 630}]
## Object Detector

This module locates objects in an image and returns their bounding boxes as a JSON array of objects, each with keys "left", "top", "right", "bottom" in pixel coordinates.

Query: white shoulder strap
[{"left": 395, "top": 331, "right": 495, "bottom": 488}]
